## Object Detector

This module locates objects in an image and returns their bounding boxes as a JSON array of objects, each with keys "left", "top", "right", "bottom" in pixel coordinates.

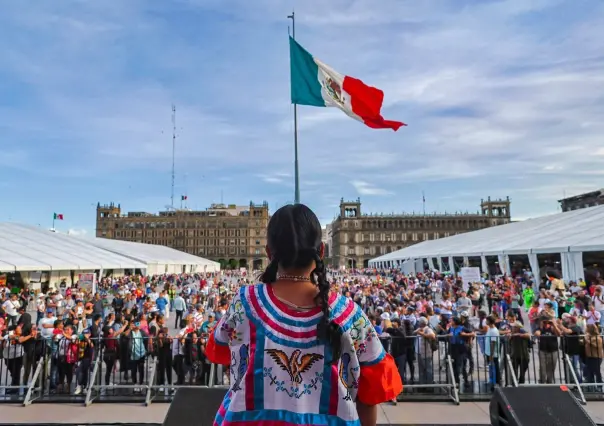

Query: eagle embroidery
[{"left": 265, "top": 349, "right": 323, "bottom": 384}]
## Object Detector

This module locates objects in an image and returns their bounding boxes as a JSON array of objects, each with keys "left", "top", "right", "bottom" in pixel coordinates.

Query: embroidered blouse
[{"left": 206, "top": 284, "right": 402, "bottom": 426}]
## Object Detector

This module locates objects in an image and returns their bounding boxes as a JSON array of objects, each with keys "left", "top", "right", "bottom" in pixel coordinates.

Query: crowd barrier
[{"left": 0, "top": 333, "right": 602, "bottom": 406}]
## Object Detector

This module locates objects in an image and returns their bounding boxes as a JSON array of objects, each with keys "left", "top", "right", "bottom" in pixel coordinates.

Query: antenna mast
[{"left": 171, "top": 104, "right": 176, "bottom": 209}]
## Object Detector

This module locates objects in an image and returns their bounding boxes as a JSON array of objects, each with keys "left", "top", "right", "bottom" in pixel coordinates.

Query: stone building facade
[
  {"left": 96, "top": 202, "right": 270, "bottom": 270},
  {"left": 559, "top": 189, "right": 604, "bottom": 212},
  {"left": 330, "top": 197, "right": 511, "bottom": 268}
]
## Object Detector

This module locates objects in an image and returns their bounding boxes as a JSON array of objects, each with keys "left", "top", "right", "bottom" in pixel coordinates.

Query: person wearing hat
[
  {"left": 509, "top": 321, "right": 530, "bottom": 384},
  {"left": 200, "top": 312, "right": 216, "bottom": 337},
  {"left": 534, "top": 311, "right": 561, "bottom": 384}
]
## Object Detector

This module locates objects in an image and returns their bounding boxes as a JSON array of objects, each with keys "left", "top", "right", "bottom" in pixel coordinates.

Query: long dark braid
[
  {"left": 260, "top": 258, "right": 279, "bottom": 284},
  {"left": 314, "top": 253, "right": 342, "bottom": 361}
]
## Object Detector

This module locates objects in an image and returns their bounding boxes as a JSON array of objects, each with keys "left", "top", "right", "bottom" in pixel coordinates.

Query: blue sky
[{"left": 1, "top": 0, "right": 603, "bottom": 235}]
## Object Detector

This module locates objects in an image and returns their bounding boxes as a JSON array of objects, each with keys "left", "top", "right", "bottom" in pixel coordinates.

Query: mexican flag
[
  {"left": 289, "top": 37, "right": 405, "bottom": 131},
  {"left": 54, "top": 213, "right": 64, "bottom": 220}
]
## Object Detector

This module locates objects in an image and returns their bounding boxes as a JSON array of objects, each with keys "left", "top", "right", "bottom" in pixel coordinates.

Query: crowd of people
[{"left": 1, "top": 266, "right": 603, "bottom": 398}]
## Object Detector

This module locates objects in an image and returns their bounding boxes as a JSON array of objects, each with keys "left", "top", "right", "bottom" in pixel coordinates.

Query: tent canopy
[
  {"left": 0, "top": 223, "right": 146, "bottom": 271},
  {"left": 370, "top": 204, "right": 604, "bottom": 264},
  {"left": 84, "top": 237, "right": 220, "bottom": 272},
  {"left": 0, "top": 223, "right": 218, "bottom": 273}
]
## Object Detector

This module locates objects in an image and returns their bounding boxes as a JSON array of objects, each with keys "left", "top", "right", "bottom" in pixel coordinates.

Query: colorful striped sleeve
[{"left": 354, "top": 310, "right": 385, "bottom": 366}]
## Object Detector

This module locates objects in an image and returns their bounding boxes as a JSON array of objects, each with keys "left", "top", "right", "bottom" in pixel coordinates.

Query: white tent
[
  {"left": 84, "top": 237, "right": 221, "bottom": 274},
  {"left": 0, "top": 223, "right": 146, "bottom": 272},
  {"left": 0, "top": 223, "right": 219, "bottom": 276},
  {"left": 369, "top": 204, "right": 604, "bottom": 282}
]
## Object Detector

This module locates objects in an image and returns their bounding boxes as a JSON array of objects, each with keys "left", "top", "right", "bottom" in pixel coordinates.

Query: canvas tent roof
[
  {"left": 0, "top": 223, "right": 219, "bottom": 273},
  {"left": 370, "top": 204, "right": 604, "bottom": 264},
  {"left": 0, "top": 223, "right": 146, "bottom": 272},
  {"left": 84, "top": 237, "right": 220, "bottom": 271}
]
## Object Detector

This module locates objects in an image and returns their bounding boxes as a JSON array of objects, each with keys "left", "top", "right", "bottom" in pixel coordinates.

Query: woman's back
[
  {"left": 207, "top": 283, "right": 400, "bottom": 426},
  {"left": 206, "top": 204, "right": 401, "bottom": 426}
]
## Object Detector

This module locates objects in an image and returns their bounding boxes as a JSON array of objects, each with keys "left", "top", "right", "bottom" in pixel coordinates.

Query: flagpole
[
  {"left": 422, "top": 191, "right": 426, "bottom": 216},
  {"left": 52, "top": 215, "right": 55, "bottom": 231},
  {"left": 288, "top": 11, "right": 300, "bottom": 205}
]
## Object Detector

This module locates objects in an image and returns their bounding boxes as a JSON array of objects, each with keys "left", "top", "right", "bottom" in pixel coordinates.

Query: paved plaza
[{"left": 0, "top": 401, "right": 604, "bottom": 425}]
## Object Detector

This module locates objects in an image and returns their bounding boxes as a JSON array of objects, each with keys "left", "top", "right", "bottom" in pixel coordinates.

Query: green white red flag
[{"left": 289, "top": 37, "right": 405, "bottom": 131}]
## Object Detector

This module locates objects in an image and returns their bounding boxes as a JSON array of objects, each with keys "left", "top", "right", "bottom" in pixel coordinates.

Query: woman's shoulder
[{"left": 329, "top": 293, "right": 364, "bottom": 330}]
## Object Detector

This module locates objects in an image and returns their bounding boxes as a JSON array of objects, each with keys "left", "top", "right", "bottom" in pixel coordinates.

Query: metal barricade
[
  {"left": 384, "top": 335, "right": 459, "bottom": 404},
  {"left": 1, "top": 328, "right": 602, "bottom": 407},
  {"left": 385, "top": 330, "right": 604, "bottom": 404}
]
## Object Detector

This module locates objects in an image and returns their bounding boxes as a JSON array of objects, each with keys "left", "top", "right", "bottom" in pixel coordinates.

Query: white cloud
[{"left": 351, "top": 180, "right": 392, "bottom": 196}]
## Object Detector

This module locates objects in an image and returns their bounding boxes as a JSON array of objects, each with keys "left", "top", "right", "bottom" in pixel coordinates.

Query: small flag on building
[
  {"left": 53, "top": 213, "right": 64, "bottom": 220},
  {"left": 289, "top": 37, "right": 405, "bottom": 131},
  {"left": 181, "top": 195, "right": 188, "bottom": 201}
]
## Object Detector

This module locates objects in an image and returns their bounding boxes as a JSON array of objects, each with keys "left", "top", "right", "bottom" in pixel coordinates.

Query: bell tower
[
  {"left": 340, "top": 197, "right": 361, "bottom": 219},
  {"left": 96, "top": 202, "right": 121, "bottom": 237},
  {"left": 481, "top": 196, "right": 511, "bottom": 224}
]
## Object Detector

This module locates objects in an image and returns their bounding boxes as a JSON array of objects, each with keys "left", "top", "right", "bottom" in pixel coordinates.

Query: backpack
[{"left": 66, "top": 342, "right": 79, "bottom": 364}]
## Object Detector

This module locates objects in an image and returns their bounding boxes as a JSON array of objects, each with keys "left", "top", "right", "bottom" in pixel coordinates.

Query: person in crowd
[
  {"left": 56, "top": 325, "right": 78, "bottom": 394},
  {"left": 484, "top": 316, "right": 500, "bottom": 390},
  {"left": 3, "top": 294, "right": 21, "bottom": 327},
  {"left": 74, "top": 328, "right": 94, "bottom": 395},
  {"left": 559, "top": 314, "right": 584, "bottom": 383},
  {"left": 102, "top": 320, "right": 126, "bottom": 386},
  {"left": 583, "top": 324, "right": 603, "bottom": 392},
  {"left": 172, "top": 293, "right": 186, "bottom": 329},
  {"left": 3, "top": 324, "right": 26, "bottom": 393},
  {"left": 123, "top": 316, "right": 149, "bottom": 392},
  {"left": 154, "top": 326, "right": 173, "bottom": 392},
  {"left": 415, "top": 316, "right": 436, "bottom": 386},
  {"left": 508, "top": 321, "right": 530, "bottom": 384},
  {"left": 534, "top": 312, "right": 561, "bottom": 384},
  {"left": 448, "top": 316, "right": 475, "bottom": 388},
  {"left": 522, "top": 286, "right": 534, "bottom": 312}
]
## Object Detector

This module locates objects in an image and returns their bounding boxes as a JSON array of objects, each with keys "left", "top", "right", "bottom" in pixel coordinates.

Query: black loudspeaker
[
  {"left": 163, "top": 388, "right": 228, "bottom": 426},
  {"left": 490, "top": 386, "right": 596, "bottom": 426}
]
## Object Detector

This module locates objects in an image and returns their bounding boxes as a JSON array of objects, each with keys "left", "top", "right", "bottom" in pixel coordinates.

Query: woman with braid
[{"left": 206, "top": 204, "right": 401, "bottom": 426}]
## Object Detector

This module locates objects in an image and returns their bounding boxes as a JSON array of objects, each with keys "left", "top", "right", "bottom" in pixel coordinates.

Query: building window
[
  {"left": 255, "top": 249, "right": 260, "bottom": 255},
  {"left": 412, "top": 233, "right": 418, "bottom": 241}
]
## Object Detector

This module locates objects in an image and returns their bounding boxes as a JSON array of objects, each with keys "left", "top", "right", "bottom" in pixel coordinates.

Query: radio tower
[{"left": 171, "top": 104, "right": 176, "bottom": 209}]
